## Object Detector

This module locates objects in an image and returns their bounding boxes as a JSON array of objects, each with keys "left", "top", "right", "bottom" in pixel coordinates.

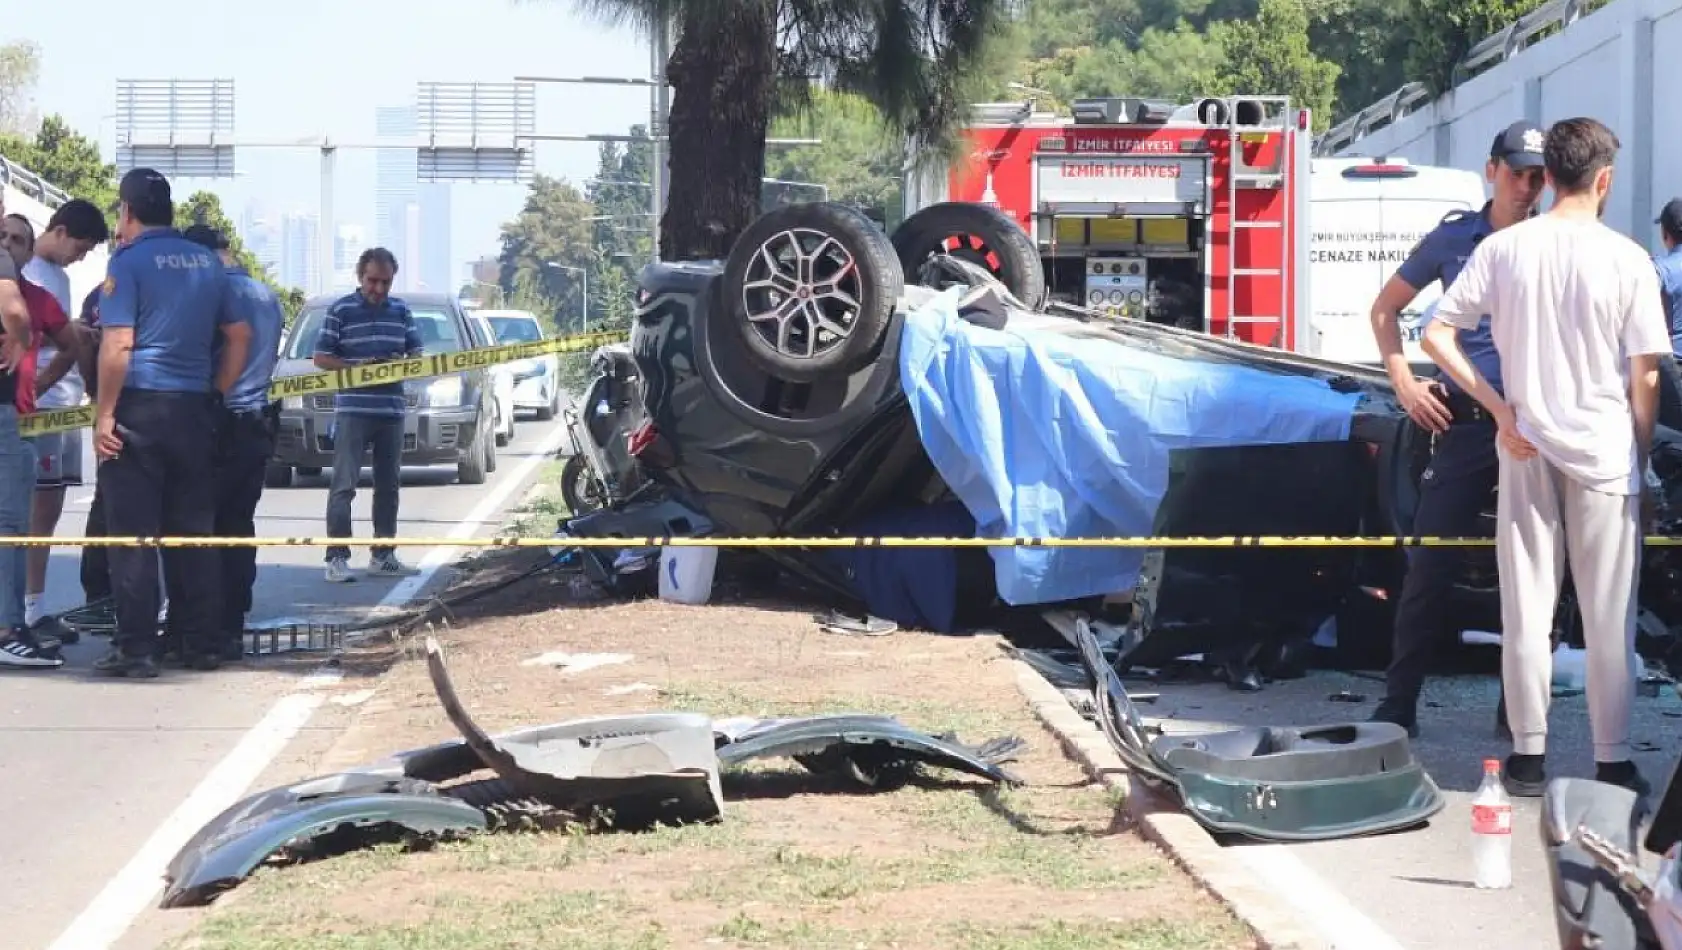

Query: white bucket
[{"left": 658, "top": 545, "right": 718, "bottom": 606}]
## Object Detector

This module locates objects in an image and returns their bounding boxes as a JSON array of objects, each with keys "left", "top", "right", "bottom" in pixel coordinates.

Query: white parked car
[
  {"left": 468, "top": 312, "right": 518, "bottom": 447},
  {"left": 478, "top": 309, "right": 563, "bottom": 420}
]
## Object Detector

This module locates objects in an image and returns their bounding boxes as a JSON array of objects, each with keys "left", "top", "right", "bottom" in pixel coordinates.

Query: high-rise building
[
  {"left": 374, "top": 105, "right": 453, "bottom": 293},
  {"left": 279, "top": 212, "right": 320, "bottom": 294},
  {"left": 239, "top": 200, "right": 281, "bottom": 283},
  {"left": 418, "top": 183, "right": 452, "bottom": 293},
  {"left": 332, "top": 223, "right": 366, "bottom": 290}
]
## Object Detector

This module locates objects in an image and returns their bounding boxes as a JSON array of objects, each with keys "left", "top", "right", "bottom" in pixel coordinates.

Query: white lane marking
[
  {"left": 374, "top": 422, "right": 571, "bottom": 611},
  {"left": 1230, "top": 844, "right": 1410, "bottom": 950},
  {"left": 46, "top": 422, "right": 568, "bottom": 950},
  {"left": 44, "top": 668, "right": 343, "bottom": 950}
]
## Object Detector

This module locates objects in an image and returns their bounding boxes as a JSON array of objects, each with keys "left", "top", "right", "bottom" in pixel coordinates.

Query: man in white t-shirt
[
  {"left": 1423, "top": 117, "right": 1669, "bottom": 800},
  {"left": 19, "top": 199, "right": 108, "bottom": 636}
]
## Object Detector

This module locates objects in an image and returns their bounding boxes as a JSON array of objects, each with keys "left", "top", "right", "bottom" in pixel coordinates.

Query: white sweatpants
[{"left": 1496, "top": 452, "right": 1641, "bottom": 762}]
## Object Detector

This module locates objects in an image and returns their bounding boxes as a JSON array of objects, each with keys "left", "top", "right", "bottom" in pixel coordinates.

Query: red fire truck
[{"left": 905, "top": 95, "right": 1313, "bottom": 350}]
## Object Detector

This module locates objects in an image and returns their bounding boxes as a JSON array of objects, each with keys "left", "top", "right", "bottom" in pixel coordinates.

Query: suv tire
[
  {"left": 721, "top": 201, "right": 903, "bottom": 383},
  {"left": 891, "top": 202, "right": 1046, "bottom": 309}
]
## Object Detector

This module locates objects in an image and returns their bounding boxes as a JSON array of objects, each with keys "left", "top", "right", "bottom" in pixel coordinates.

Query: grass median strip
[{"left": 169, "top": 594, "right": 1256, "bottom": 950}]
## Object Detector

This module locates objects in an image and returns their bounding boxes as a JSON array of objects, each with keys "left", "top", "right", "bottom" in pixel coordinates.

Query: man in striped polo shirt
[{"left": 312, "top": 247, "right": 424, "bottom": 583}]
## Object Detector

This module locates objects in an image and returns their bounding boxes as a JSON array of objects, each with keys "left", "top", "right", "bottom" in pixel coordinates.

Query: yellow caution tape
[
  {"left": 7, "top": 534, "right": 1682, "bottom": 548},
  {"left": 16, "top": 329, "right": 631, "bottom": 437}
]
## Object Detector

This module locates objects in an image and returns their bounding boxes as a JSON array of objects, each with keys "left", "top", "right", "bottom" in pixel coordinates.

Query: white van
[{"left": 1305, "top": 157, "right": 1488, "bottom": 367}]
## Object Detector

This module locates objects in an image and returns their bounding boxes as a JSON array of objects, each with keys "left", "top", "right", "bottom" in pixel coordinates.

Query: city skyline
[
  {"left": 9, "top": 1, "right": 650, "bottom": 285},
  {"left": 374, "top": 105, "right": 453, "bottom": 295}
]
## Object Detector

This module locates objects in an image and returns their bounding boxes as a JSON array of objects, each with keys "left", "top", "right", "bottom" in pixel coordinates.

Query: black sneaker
[
  {"left": 1596, "top": 760, "right": 1652, "bottom": 798},
  {"left": 0, "top": 634, "right": 64, "bottom": 669},
  {"left": 31, "top": 615, "right": 78, "bottom": 647},
  {"left": 92, "top": 648, "right": 160, "bottom": 679},
  {"left": 1369, "top": 698, "right": 1420, "bottom": 738},
  {"left": 1503, "top": 753, "right": 1547, "bottom": 797}
]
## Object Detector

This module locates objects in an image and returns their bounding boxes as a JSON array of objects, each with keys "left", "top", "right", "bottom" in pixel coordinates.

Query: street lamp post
[{"left": 545, "top": 261, "right": 588, "bottom": 330}]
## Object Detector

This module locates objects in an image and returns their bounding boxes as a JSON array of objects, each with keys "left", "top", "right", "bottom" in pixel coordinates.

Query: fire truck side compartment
[{"left": 931, "top": 95, "right": 1305, "bottom": 350}]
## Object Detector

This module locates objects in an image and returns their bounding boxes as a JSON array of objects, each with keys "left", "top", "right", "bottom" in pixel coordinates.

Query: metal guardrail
[
  {"left": 0, "top": 149, "right": 71, "bottom": 208},
  {"left": 1314, "top": 0, "right": 1615, "bottom": 156}
]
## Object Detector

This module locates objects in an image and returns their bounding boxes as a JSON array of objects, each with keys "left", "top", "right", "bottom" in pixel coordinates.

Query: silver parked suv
[{"left": 266, "top": 292, "right": 499, "bottom": 487}]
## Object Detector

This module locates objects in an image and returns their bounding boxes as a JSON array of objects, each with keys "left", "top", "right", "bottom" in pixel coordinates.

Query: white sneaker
[
  {"left": 0, "top": 635, "right": 63, "bottom": 669},
  {"left": 324, "top": 557, "right": 356, "bottom": 583},
  {"left": 367, "top": 554, "right": 420, "bottom": 577}
]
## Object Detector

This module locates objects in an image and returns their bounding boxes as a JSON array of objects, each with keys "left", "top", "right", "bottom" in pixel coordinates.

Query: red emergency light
[{"left": 1342, "top": 161, "right": 1419, "bottom": 180}]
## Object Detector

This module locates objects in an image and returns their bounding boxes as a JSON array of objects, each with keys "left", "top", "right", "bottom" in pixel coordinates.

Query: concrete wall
[
  {"left": 1328, "top": 0, "right": 1680, "bottom": 249},
  {"left": 2, "top": 166, "right": 110, "bottom": 313}
]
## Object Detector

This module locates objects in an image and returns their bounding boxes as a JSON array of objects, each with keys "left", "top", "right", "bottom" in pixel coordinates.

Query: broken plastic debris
[
  {"left": 520, "top": 651, "right": 633, "bottom": 674},
  {"left": 612, "top": 549, "right": 657, "bottom": 573}
]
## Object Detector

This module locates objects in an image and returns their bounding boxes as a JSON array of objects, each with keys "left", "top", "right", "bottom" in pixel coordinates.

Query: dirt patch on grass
[{"left": 173, "top": 567, "right": 1257, "bottom": 950}]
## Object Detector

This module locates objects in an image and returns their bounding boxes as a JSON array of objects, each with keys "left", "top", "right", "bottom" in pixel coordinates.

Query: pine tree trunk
[{"left": 660, "top": 1, "right": 777, "bottom": 261}]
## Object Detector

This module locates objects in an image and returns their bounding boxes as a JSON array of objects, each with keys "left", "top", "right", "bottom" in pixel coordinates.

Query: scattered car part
[
  {"left": 891, "top": 201, "right": 1047, "bottom": 310},
  {"left": 814, "top": 609, "right": 898, "bottom": 637},
  {"left": 721, "top": 201, "right": 905, "bottom": 382},
  {"left": 1543, "top": 777, "right": 1660, "bottom": 949},
  {"left": 160, "top": 774, "right": 486, "bottom": 908},
  {"left": 712, "top": 714, "right": 1023, "bottom": 791},
  {"left": 425, "top": 637, "right": 724, "bottom": 827},
  {"left": 1073, "top": 618, "right": 1445, "bottom": 841}
]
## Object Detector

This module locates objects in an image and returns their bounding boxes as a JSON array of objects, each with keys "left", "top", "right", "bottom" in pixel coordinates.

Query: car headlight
[
  {"left": 282, "top": 396, "right": 303, "bottom": 410},
  {"left": 421, "top": 376, "right": 464, "bottom": 408}
]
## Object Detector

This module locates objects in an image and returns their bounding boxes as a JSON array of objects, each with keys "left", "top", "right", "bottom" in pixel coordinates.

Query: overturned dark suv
[{"left": 580, "top": 199, "right": 1682, "bottom": 677}]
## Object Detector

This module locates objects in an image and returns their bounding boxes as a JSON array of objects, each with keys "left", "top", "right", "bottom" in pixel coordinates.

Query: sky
[{"left": 7, "top": 0, "right": 651, "bottom": 281}]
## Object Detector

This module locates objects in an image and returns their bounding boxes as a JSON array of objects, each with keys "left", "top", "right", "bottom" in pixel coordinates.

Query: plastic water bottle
[{"left": 1472, "top": 757, "right": 1514, "bottom": 889}]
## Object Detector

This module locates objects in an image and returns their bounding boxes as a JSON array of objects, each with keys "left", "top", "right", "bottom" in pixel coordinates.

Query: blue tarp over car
[{"left": 898, "top": 290, "right": 1367, "bottom": 605}]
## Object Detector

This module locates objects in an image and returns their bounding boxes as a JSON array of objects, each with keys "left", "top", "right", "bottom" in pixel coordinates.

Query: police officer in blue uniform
[
  {"left": 182, "top": 224, "right": 283, "bottom": 661},
  {"left": 92, "top": 169, "right": 253, "bottom": 677},
  {"left": 1365, "top": 121, "right": 1548, "bottom": 737}
]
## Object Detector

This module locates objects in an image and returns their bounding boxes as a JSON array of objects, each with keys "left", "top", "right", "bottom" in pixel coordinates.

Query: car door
[{"left": 454, "top": 304, "right": 490, "bottom": 427}]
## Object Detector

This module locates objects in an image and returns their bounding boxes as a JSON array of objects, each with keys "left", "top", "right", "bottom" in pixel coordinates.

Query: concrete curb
[{"left": 1010, "top": 659, "right": 1330, "bottom": 950}]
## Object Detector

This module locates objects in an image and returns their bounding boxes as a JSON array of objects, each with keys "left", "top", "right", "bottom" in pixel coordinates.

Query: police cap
[{"left": 1489, "top": 121, "right": 1546, "bottom": 169}]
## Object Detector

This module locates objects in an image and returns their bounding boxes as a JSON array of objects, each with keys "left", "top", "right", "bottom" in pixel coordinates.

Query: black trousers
[
  {"left": 1385, "top": 418, "right": 1499, "bottom": 701},
  {"left": 1659, "top": 355, "right": 1682, "bottom": 432},
  {"left": 81, "top": 481, "right": 110, "bottom": 602},
  {"left": 99, "top": 390, "right": 221, "bottom": 659},
  {"left": 213, "top": 407, "right": 276, "bottom": 634}
]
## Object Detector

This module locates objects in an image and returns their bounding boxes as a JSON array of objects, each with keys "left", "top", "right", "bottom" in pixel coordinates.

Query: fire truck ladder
[{"left": 1223, "top": 95, "right": 1293, "bottom": 345}]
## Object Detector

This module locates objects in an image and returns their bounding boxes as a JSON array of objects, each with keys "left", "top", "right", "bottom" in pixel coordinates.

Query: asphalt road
[{"left": 0, "top": 416, "right": 570, "bottom": 950}]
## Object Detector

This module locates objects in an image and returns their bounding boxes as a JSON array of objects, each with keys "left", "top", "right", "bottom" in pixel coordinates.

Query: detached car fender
[
  {"left": 161, "top": 782, "right": 486, "bottom": 908},
  {"left": 713, "top": 714, "right": 1023, "bottom": 788}
]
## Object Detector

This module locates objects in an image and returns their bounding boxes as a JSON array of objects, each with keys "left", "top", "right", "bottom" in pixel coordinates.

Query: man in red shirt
[{"left": 0, "top": 217, "right": 78, "bottom": 416}]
